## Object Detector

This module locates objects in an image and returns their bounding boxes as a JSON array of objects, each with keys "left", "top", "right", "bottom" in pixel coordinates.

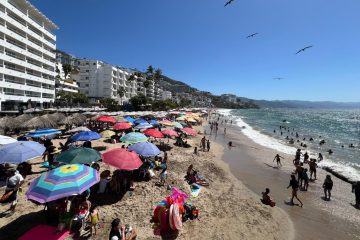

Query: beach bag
[{"left": 0, "top": 190, "right": 14, "bottom": 203}]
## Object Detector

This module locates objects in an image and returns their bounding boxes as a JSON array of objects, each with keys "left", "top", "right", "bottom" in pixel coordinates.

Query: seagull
[
  {"left": 224, "top": 0, "right": 235, "bottom": 7},
  {"left": 273, "top": 77, "right": 283, "bottom": 80},
  {"left": 246, "top": 33, "right": 258, "bottom": 38},
  {"left": 296, "top": 45, "right": 313, "bottom": 54}
]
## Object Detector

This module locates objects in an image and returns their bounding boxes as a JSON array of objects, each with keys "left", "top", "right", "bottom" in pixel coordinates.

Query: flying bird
[
  {"left": 273, "top": 77, "right": 283, "bottom": 80},
  {"left": 296, "top": 45, "right": 313, "bottom": 54},
  {"left": 246, "top": 33, "right": 258, "bottom": 38},
  {"left": 224, "top": 0, "right": 235, "bottom": 7}
]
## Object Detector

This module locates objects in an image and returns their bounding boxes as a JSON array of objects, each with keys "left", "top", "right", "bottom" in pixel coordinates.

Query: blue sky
[{"left": 32, "top": 0, "right": 360, "bottom": 102}]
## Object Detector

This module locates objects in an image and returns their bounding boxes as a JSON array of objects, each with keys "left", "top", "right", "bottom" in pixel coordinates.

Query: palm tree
[
  {"left": 146, "top": 65, "right": 154, "bottom": 75},
  {"left": 117, "top": 87, "right": 126, "bottom": 105}
]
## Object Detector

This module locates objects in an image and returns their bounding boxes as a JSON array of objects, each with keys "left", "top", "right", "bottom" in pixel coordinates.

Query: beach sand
[
  {"left": 208, "top": 120, "right": 360, "bottom": 240},
  {"left": 0, "top": 122, "right": 292, "bottom": 240}
]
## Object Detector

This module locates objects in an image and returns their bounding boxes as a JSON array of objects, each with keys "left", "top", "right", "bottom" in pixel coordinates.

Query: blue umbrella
[
  {"left": 0, "top": 141, "right": 46, "bottom": 164},
  {"left": 124, "top": 116, "right": 135, "bottom": 123},
  {"left": 134, "top": 123, "right": 153, "bottom": 130},
  {"left": 27, "top": 128, "right": 61, "bottom": 138},
  {"left": 134, "top": 119, "right": 148, "bottom": 125},
  {"left": 149, "top": 120, "right": 159, "bottom": 125},
  {"left": 128, "top": 142, "right": 160, "bottom": 157},
  {"left": 70, "top": 131, "right": 101, "bottom": 142}
]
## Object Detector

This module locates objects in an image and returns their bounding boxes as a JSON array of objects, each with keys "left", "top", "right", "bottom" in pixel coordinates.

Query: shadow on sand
[
  {"left": 0, "top": 210, "right": 46, "bottom": 239},
  {"left": 263, "top": 163, "right": 280, "bottom": 169}
]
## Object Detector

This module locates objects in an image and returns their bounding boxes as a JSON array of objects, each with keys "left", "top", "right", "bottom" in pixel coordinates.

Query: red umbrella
[
  {"left": 102, "top": 148, "right": 143, "bottom": 171},
  {"left": 144, "top": 129, "right": 164, "bottom": 138},
  {"left": 96, "top": 116, "right": 116, "bottom": 123},
  {"left": 113, "top": 122, "right": 132, "bottom": 130},
  {"left": 181, "top": 127, "right": 197, "bottom": 136},
  {"left": 162, "top": 129, "right": 179, "bottom": 137}
]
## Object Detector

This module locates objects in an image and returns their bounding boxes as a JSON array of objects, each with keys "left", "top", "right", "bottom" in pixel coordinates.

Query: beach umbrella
[
  {"left": 186, "top": 118, "right": 197, "bottom": 123},
  {"left": 113, "top": 122, "right": 132, "bottom": 130},
  {"left": 134, "top": 123, "right": 153, "bottom": 130},
  {"left": 102, "top": 148, "right": 143, "bottom": 170},
  {"left": 56, "top": 147, "right": 101, "bottom": 164},
  {"left": 134, "top": 119, "right": 148, "bottom": 125},
  {"left": 128, "top": 142, "right": 161, "bottom": 157},
  {"left": 159, "top": 120, "right": 175, "bottom": 126},
  {"left": 149, "top": 120, "right": 159, "bottom": 125},
  {"left": 0, "top": 141, "right": 45, "bottom": 164},
  {"left": 181, "top": 128, "right": 197, "bottom": 136},
  {"left": 120, "top": 132, "right": 148, "bottom": 144},
  {"left": 70, "top": 131, "right": 101, "bottom": 142},
  {"left": 22, "top": 116, "right": 57, "bottom": 129},
  {"left": 172, "top": 122, "right": 183, "bottom": 129},
  {"left": 124, "top": 116, "right": 135, "bottom": 123},
  {"left": 66, "top": 126, "right": 91, "bottom": 133},
  {"left": 175, "top": 116, "right": 186, "bottom": 121},
  {"left": 26, "top": 128, "right": 61, "bottom": 138},
  {"left": 72, "top": 113, "right": 87, "bottom": 122},
  {"left": 26, "top": 164, "right": 100, "bottom": 203},
  {"left": 0, "top": 116, "right": 19, "bottom": 130},
  {"left": 161, "top": 129, "right": 179, "bottom": 137},
  {"left": 114, "top": 116, "right": 126, "bottom": 122},
  {"left": 100, "top": 130, "right": 116, "bottom": 138},
  {"left": 96, "top": 116, "right": 116, "bottom": 123},
  {"left": 50, "top": 112, "right": 66, "bottom": 123},
  {"left": 18, "top": 225, "right": 70, "bottom": 240},
  {"left": 0, "top": 135, "right": 17, "bottom": 145},
  {"left": 15, "top": 114, "right": 33, "bottom": 123},
  {"left": 59, "top": 116, "right": 80, "bottom": 125},
  {"left": 144, "top": 129, "right": 165, "bottom": 138}
]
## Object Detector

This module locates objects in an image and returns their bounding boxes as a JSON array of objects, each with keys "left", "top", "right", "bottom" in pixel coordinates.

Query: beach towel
[
  {"left": 190, "top": 184, "right": 201, "bottom": 198},
  {"left": 18, "top": 225, "right": 71, "bottom": 240}
]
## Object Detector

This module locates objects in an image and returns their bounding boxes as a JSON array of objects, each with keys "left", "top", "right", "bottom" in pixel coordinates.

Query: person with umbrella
[{"left": 1, "top": 166, "right": 24, "bottom": 214}]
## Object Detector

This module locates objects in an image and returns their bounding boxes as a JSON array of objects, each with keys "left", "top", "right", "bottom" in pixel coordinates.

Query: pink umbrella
[
  {"left": 113, "top": 122, "right": 132, "bottom": 130},
  {"left": 162, "top": 129, "right": 179, "bottom": 137},
  {"left": 181, "top": 127, "right": 197, "bottom": 136},
  {"left": 96, "top": 116, "right": 116, "bottom": 123},
  {"left": 144, "top": 129, "right": 164, "bottom": 138},
  {"left": 102, "top": 148, "right": 143, "bottom": 171}
]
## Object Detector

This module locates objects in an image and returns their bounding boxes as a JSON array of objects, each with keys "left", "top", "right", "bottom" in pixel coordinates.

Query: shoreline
[{"left": 208, "top": 116, "right": 360, "bottom": 240}]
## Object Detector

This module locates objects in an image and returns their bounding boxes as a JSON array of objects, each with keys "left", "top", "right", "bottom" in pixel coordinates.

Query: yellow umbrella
[
  {"left": 176, "top": 116, "right": 186, "bottom": 121},
  {"left": 100, "top": 130, "right": 116, "bottom": 138},
  {"left": 186, "top": 118, "right": 197, "bottom": 123}
]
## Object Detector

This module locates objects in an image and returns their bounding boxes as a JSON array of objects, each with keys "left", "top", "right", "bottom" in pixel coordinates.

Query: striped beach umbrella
[
  {"left": 26, "top": 164, "right": 100, "bottom": 203},
  {"left": 120, "top": 132, "right": 148, "bottom": 144}
]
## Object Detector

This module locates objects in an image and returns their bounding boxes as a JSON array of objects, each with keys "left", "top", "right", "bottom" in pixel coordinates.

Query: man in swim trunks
[
  {"left": 287, "top": 174, "right": 303, "bottom": 207},
  {"left": 273, "top": 154, "right": 283, "bottom": 168},
  {"left": 309, "top": 159, "right": 317, "bottom": 180}
]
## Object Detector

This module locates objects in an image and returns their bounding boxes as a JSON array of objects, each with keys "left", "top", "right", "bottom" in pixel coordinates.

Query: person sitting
[
  {"left": 261, "top": 188, "right": 275, "bottom": 207},
  {"left": 109, "top": 218, "right": 137, "bottom": 240}
]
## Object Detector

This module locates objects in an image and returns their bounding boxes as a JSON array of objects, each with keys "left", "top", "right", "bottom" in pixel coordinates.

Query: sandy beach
[
  {"left": 207, "top": 117, "right": 360, "bottom": 240},
  {"left": 0, "top": 118, "right": 293, "bottom": 240}
]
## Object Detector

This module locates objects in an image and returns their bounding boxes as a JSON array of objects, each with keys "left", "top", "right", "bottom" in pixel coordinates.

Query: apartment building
[
  {"left": 0, "top": 0, "right": 57, "bottom": 111},
  {"left": 55, "top": 62, "right": 78, "bottom": 94},
  {"left": 76, "top": 59, "right": 137, "bottom": 104},
  {"left": 161, "top": 90, "right": 172, "bottom": 100}
]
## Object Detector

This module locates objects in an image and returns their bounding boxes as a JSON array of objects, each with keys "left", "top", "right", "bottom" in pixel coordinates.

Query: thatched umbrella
[
  {"left": 59, "top": 116, "right": 79, "bottom": 126},
  {"left": 15, "top": 114, "right": 33, "bottom": 123},
  {"left": 50, "top": 112, "right": 66, "bottom": 123},
  {"left": 22, "top": 116, "right": 58, "bottom": 129},
  {"left": 72, "top": 113, "right": 87, "bottom": 122},
  {"left": 0, "top": 116, "right": 19, "bottom": 131}
]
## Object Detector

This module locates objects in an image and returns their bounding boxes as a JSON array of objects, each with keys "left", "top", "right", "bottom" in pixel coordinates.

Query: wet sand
[{"left": 207, "top": 122, "right": 360, "bottom": 240}]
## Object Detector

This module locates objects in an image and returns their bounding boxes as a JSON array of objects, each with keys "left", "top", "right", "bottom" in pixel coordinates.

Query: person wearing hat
[{"left": 1, "top": 167, "right": 24, "bottom": 213}]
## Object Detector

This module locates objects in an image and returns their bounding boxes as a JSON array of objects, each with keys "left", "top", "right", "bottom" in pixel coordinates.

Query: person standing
[
  {"left": 273, "top": 154, "right": 283, "bottom": 168},
  {"left": 352, "top": 181, "right": 360, "bottom": 208},
  {"left": 2, "top": 168, "right": 24, "bottom": 213},
  {"left": 200, "top": 136, "right": 206, "bottom": 151},
  {"left": 224, "top": 128, "right": 227, "bottom": 136},
  {"left": 287, "top": 175, "right": 303, "bottom": 207},
  {"left": 323, "top": 175, "right": 333, "bottom": 201},
  {"left": 206, "top": 140, "right": 210, "bottom": 152},
  {"left": 309, "top": 159, "right": 317, "bottom": 180}
]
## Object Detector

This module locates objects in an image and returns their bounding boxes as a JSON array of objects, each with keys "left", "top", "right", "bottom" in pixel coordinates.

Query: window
[
  {"left": 93, "top": 63, "right": 96, "bottom": 65},
  {"left": 86, "top": 70, "right": 89, "bottom": 72},
  {"left": 85, "top": 77, "right": 89, "bottom": 80}
]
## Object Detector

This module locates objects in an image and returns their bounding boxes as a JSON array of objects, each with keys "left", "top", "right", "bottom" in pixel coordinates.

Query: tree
[
  {"left": 117, "top": 87, "right": 126, "bottom": 105},
  {"left": 146, "top": 65, "right": 154, "bottom": 75},
  {"left": 56, "top": 91, "right": 88, "bottom": 107},
  {"left": 154, "top": 68, "right": 162, "bottom": 82},
  {"left": 62, "top": 64, "right": 72, "bottom": 78},
  {"left": 143, "top": 80, "right": 150, "bottom": 89},
  {"left": 179, "top": 98, "right": 192, "bottom": 107},
  {"left": 99, "top": 98, "right": 119, "bottom": 111},
  {"left": 151, "top": 100, "right": 178, "bottom": 111},
  {"left": 130, "top": 94, "right": 148, "bottom": 110},
  {"left": 128, "top": 74, "right": 135, "bottom": 82}
]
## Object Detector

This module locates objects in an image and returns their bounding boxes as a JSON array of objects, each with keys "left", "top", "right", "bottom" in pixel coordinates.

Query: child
[
  {"left": 160, "top": 168, "right": 167, "bottom": 186},
  {"left": 90, "top": 206, "right": 99, "bottom": 236}
]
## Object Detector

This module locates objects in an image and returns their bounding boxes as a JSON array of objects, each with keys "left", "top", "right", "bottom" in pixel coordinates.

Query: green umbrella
[{"left": 56, "top": 147, "right": 101, "bottom": 164}]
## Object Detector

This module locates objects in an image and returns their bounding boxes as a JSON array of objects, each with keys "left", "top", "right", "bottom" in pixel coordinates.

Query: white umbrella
[
  {"left": 0, "top": 135, "right": 17, "bottom": 145},
  {"left": 67, "top": 126, "right": 91, "bottom": 133}
]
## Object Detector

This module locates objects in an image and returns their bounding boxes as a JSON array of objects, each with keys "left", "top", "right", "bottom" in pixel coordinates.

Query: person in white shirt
[{"left": 4, "top": 168, "right": 24, "bottom": 212}]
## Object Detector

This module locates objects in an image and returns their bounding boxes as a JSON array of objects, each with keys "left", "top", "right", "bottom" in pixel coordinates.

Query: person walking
[
  {"left": 352, "top": 181, "right": 360, "bottom": 208},
  {"left": 323, "top": 175, "right": 333, "bottom": 201},
  {"left": 206, "top": 139, "right": 210, "bottom": 152},
  {"left": 287, "top": 174, "right": 303, "bottom": 207},
  {"left": 273, "top": 154, "right": 283, "bottom": 168},
  {"left": 1, "top": 167, "right": 24, "bottom": 214}
]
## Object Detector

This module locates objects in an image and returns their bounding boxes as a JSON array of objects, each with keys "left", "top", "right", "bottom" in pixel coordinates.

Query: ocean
[{"left": 219, "top": 108, "right": 360, "bottom": 182}]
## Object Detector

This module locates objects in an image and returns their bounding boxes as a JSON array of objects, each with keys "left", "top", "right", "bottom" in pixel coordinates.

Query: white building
[
  {"left": 76, "top": 59, "right": 137, "bottom": 105},
  {"left": 0, "top": 0, "right": 57, "bottom": 111},
  {"left": 161, "top": 90, "right": 172, "bottom": 100},
  {"left": 55, "top": 62, "right": 78, "bottom": 94}
]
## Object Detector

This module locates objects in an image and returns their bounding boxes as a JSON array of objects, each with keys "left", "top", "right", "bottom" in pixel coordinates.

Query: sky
[{"left": 31, "top": 0, "right": 360, "bottom": 102}]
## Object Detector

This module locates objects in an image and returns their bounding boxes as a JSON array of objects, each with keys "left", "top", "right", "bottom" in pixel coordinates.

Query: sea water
[{"left": 218, "top": 108, "right": 360, "bottom": 182}]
